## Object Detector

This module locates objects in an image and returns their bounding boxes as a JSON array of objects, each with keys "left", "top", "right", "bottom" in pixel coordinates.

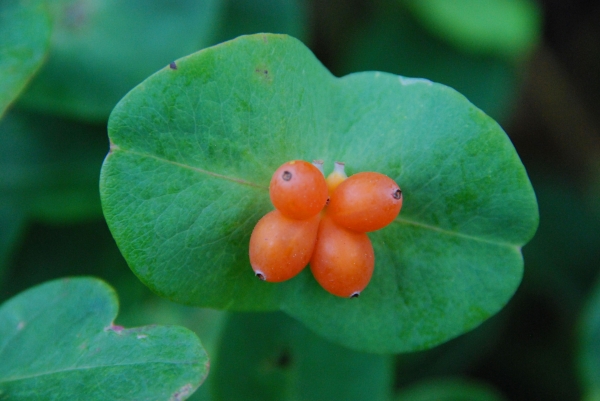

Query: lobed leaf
[
  {"left": 100, "top": 34, "right": 539, "bottom": 352},
  {"left": 0, "top": 277, "right": 208, "bottom": 400}
]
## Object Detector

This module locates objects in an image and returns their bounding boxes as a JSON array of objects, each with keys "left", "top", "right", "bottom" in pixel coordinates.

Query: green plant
[
  {"left": 4, "top": 0, "right": 600, "bottom": 400},
  {"left": 100, "top": 33, "right": 538, "bottom": 354}
]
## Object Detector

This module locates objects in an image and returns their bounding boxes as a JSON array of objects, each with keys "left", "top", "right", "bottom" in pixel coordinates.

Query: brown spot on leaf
[
  {"left": 170, "top": 384, "right": 193, "bottom": 401},
  {"left": 255, "top": 67, "right": 272, "bottom": 82}
]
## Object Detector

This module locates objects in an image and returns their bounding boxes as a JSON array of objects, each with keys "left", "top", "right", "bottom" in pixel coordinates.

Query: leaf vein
[
  {"left": 110, "top": 148, "right": 268, "bottom": 190},
  {"left": 394, "top": 217, "right": 520, "bottom": 248}
]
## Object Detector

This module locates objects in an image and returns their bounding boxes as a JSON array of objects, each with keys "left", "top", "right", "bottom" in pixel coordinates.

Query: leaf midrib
[
  {"left": 109, "top": 144, "right": 268, "bottom": 190},
  {"left": 110, "top": 146, "right": 521, "bottom": 249},
  {"left": 394, "top": 216, "right": 520, "bottom": 249}
]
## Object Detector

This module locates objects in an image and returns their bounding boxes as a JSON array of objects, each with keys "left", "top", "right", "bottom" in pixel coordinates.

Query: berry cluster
[{"left": 249, "top": 160, "right": 403, "bottom": 298}]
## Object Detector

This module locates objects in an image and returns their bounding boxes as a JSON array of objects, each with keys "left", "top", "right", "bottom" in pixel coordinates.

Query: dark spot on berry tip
[
  {"left": 256, "top": 272, "right": 266, "bottom": 281},
  {"left": 350, "top": 292, "right": 360, "bottom": 298},
  {"left": 282, "top": 171, "right": 292, "bottom": 181},
  {"left": 325, "top": 197, "right": 330, "bottom": 206},
  {"left": 393, "top": 189, "right": 402, "bottom": 200},
  {"left": 169, "top": 62, "right": 177, "bottom": 70}
]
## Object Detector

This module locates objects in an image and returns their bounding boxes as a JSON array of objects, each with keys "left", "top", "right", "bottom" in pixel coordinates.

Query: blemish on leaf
[
  {"left": 17, "top": 321, "right": 26, "bottom": 330},
  {"left": 137, "top": 334, "right": 148, "bottom": 339},
  {"left": 106, "top": 324, "right": 124, "bottom": 333},
  {"left": 169, "top": 61, "right": 177, "bottom": 70},
  {"left": 109, "top": 140, "right": 120, "bottom": 153},
  {"left": 255, "top": 67, "right": 271, "bottom": 82},
  {"left": 170, "top": 384, "right": 193, "bottom": 401}
]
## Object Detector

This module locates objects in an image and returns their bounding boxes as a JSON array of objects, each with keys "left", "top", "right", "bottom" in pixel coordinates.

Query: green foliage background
[{"left": 1, "top": 0, "right": 599, "bottom": 400}]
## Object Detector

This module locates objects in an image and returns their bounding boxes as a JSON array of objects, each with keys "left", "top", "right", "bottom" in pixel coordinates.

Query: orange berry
[
  {"left": 328, "top": 172, "right": 402, "bottom": 232},
  {"left": 310, "top": 216, "right": 374, "bottom": 298},
  {"left": 270, "top": 160, "right": 328, "bottom": 220},
  {"left": 325, "top": 161, "right": 348, "bottom": 195},
  {"left": 249, "top": 210, "right": 320, "bottom": 282}
]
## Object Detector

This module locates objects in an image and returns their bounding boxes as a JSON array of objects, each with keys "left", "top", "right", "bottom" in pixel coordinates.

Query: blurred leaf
[
  {"left": 19, "top": 0, "right": 223, "bottom": 121},
  {"left": 0, "top": 277, "right": 208, "bottom": 400},
  {"left": 0, "top": 109, "right": 105, "bottom": 223},
  {"left": 0, "top": 219, "right": 131, "bottom": 303},
  {"left": 0, "top": 218, "right": 225, "bottom": 401},
  {"left": 395, "top": 377, "right": 507, "bottom": 401},
  {"left": 115, "top": 292, "right": 227, "bottom": 401},
  {"left": 579, "top": 278, "right": 600, "bottom": 400},
  {"left": 213, "top": 0, "right": 308, "bottom": 43},
  {"left": 0, "top": 0, "right": 51, "bottom": 117},
  {"left": 463, "top": 173, "right": 600, "bottom": 401},
  {"left": 0, "top": 205, "right": 26, "bottom": 284},
  {"left": 337, "top": 3, "right": 520, "bottom": 121},
  {"left": 394, "top": 309, "right": 508, "bottom": 386},
  {"left": 1, "top": 218, "right": 225, "bottom": 353},
  {"left": 404, "top": 0, "right": 541, "bottom": 59},
  {"left": 522, "top": 173, "right": 600, "bottom": 309},
  {"left": 100, "top": 34, "right": 538, "bottom": 353},
  {"left": 0, "top": 110, "right": 106, "bottom": 281},
  {"left": 212, "top": 312, "right": 392, "bottom": 401}
]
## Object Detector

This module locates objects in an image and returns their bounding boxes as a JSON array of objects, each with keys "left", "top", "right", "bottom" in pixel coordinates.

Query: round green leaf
[
  {"left": 0, "top": 277, "right": 208, "bottom": 400},
  {"left": 100, "top": 34, "right": 539, "bottom": 353},
  {"left": 0, "top": 0, "right": 51, "bottom": 117},
  {"left": 18, "top": 0, "right": 223, "bottom": 121},
  {"left": 404, "top": 0, "right": 541, "bottom": 59},
  {"left": 212, "top": 312, "right": 393, "bottom": 401}
]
